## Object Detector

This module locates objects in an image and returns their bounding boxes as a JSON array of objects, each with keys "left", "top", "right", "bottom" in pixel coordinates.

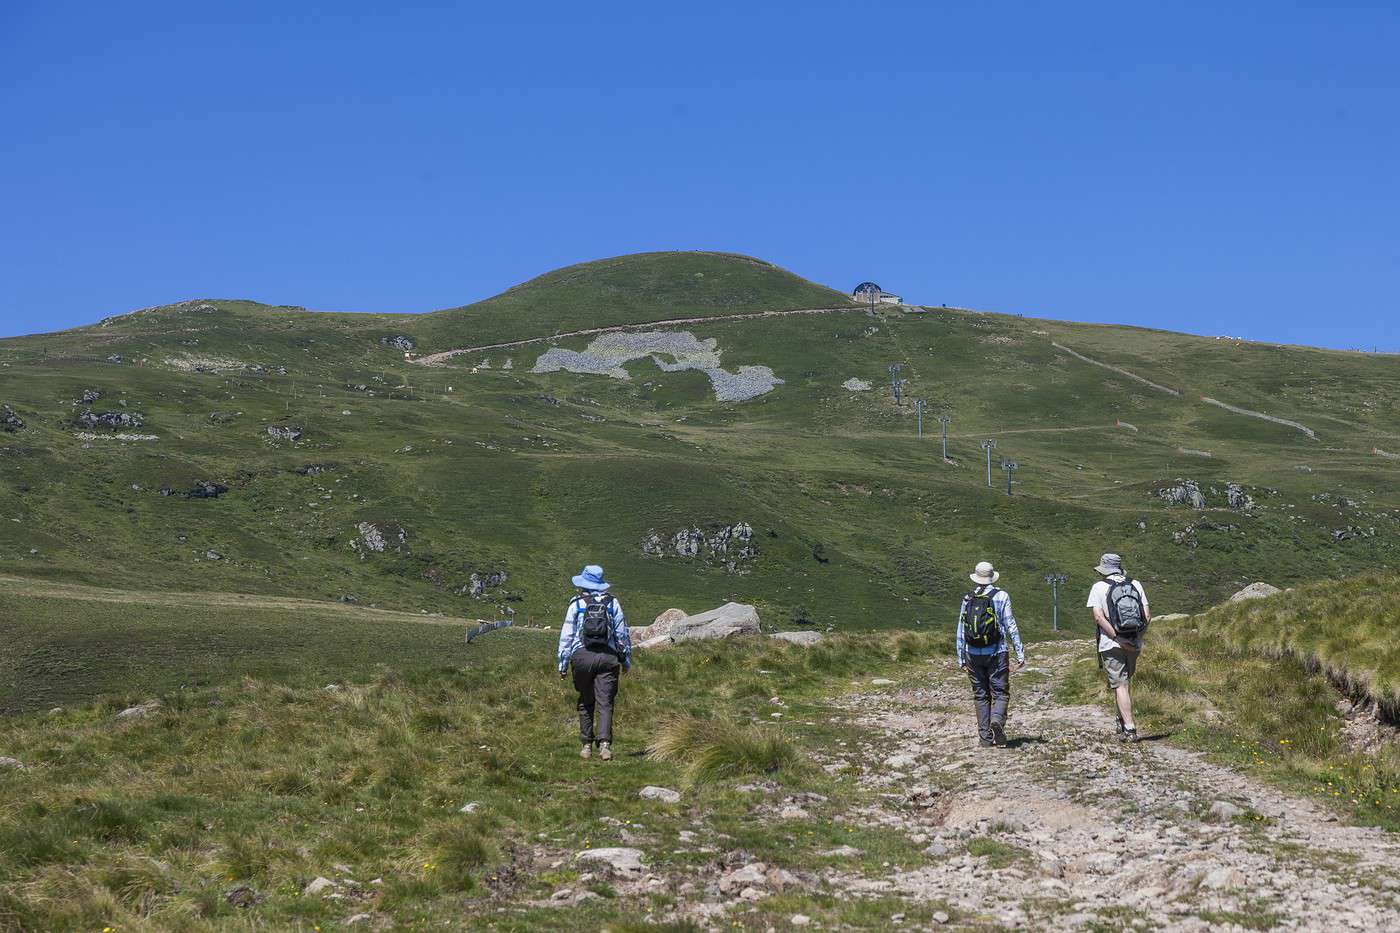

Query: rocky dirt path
[{"left": 817, "top": 641, "right": 1400, "bottom": 930}]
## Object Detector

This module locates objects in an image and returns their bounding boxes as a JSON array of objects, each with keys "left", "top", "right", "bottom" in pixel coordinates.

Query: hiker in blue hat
[{"left": 557, "top": 564, "right": 632, "bottom": 761}]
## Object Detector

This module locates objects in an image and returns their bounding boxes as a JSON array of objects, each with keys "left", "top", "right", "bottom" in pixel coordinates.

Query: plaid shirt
[
  {"left": 955, "top": 586, "right": 1025, "bottom": 666},
  {"left": 557, "top": 592, "right": 631, "bottom": 672}
]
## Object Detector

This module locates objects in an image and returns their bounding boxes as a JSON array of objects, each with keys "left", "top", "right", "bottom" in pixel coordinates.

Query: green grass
[
  {"left": 2, "top": 249, "right": 1400, "bottom": 705},
  {"left": 0, "top": 582, "right": 955, "bottom": 930}
]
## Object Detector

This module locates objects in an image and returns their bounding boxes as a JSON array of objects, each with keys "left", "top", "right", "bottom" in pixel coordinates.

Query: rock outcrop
[
  {"left": 188, "top": 481, "right": 229, "bottom": 499},
  {"left": 77, "top": 409, "right": 144, "bottom": 430},
  {"left": 350, "top": 522, "right": 407, "bottom": 558},
  {"left": 0, "top": 405, "right": 24, "bottom": 432},
  {"left": 379, "top": 335, "right": 416, "bottom": 352},
  {"left": 266, "top": 424, "right": 304, "bottom": 441},
  {"left": 1157, "top": 480, "right": 1206, "bottom": 509},
  {"left": 641, "top": 522, "right": 758, "bottom": 573},
  {"left": 636, "top": 602, "right": 760, "bottom": 649},
  {"left": 1229, "top": 582, "right": 1281, "bottom": 602}
]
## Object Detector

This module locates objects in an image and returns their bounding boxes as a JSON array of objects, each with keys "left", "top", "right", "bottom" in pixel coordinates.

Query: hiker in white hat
[
  {"left": 956, "top": 561, "right": 1026, "bottom": 748},
  {"left": 557, "top": 564, "right": 632, "bottom": 761},
  {"left": 1086, "top": 553, "right": 1152, "bottom": 742}
]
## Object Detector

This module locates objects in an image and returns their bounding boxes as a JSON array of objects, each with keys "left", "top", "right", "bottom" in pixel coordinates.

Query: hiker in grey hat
[
  {"left": 1086, "top": 553, "right": 1151, "bottom": 742},
  {"left": 956, "top": 561, "right": 1026, "bottom": 748},
  {"left": 557, "top": 564, "right": 632, "bottom": 761}
]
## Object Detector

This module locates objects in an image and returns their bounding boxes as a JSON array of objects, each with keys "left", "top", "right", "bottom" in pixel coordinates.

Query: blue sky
[{"left": 3, "top": 2, "right": 1397, "bottom": 349}]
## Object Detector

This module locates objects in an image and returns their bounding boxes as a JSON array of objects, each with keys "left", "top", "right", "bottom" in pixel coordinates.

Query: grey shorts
[{"left": 1100, "top": 647, "right": 1138, "bottom": 687}]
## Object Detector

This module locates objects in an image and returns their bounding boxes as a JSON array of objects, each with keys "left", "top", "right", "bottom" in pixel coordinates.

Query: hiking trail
[{"left": 620, "top": 641, "right": 1400, "bottom": 930}]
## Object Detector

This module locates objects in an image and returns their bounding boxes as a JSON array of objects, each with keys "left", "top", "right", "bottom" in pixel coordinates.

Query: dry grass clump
[{"left": 647, "top": 714, "right": 800, "bottom": 784}]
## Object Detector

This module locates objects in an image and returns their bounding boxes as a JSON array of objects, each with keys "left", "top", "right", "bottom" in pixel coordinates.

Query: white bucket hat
[{"left": 970, "top": 561, "right": 999, "bottom": 585}]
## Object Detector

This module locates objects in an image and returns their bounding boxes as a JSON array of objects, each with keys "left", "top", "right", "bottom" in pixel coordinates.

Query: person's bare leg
[{"left": 1114, "top": 683, "right": 1135, "bottom": 731}]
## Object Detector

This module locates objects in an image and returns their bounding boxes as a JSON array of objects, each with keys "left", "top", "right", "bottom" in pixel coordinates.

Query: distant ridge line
[{"left": 413, "top": 306, "right": 859, "bottom": 366}]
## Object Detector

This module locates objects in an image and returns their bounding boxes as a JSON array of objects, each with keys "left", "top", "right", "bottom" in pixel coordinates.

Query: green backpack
[{"left": 963, "top": 587, "right": 1002, "bottom": 648}]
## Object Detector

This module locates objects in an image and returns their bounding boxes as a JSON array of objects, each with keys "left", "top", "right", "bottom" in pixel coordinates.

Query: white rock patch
[{"left": 532, "top": 331, "right": 782, "bottom": 402}]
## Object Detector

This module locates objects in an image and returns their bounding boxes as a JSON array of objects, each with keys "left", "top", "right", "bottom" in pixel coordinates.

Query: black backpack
[
  {"left": 962, "top": 587, "right": 1001, "bottom": 648},
  {"left": 1106, "top": 578, "right": 1147, "bottom": 637},
  {"left": 579, "top": 594, "right": 615, "bottom": 651}
]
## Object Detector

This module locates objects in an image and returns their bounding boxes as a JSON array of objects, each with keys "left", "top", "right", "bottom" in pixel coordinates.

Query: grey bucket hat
[{"left": 1095, "top": 553, "right": 1124, "bottom": 576}]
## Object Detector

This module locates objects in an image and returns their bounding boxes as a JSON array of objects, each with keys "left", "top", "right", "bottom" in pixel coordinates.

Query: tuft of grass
[{"left": 647, "top": 714, "right": 801, "bottom": 784}]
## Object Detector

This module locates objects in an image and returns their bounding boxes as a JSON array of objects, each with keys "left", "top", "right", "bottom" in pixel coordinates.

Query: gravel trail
[{"left": 820, "top": 641, "right": 1400, "bottom": 930}]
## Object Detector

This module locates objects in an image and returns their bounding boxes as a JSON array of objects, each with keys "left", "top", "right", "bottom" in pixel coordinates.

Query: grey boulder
[
  {"left": 770, "top": 630, "right": 823, "bottom": 646},
  {"left": 636, "top": 602, "right": 760, "bottom": 649}
]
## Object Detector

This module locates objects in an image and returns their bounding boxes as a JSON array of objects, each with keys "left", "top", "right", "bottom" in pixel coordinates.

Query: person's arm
[
  {"left": 558, "top": 602, "right": 578, "bottom": 675},
  {"left": 999, "top": 593, "right": 1026, "bottom": 667},
  {"left": 1139, "top": 583, "right": 1152, "bottom": 625},
  {"left": 612, "top": 599, "right": 631, "bottom": 672},
  {"left": 955, "top": 598, "right": 968, "bottom": 668},
  {"left": 1092, "top": 606, "right": 1138, "bottom": 653}
]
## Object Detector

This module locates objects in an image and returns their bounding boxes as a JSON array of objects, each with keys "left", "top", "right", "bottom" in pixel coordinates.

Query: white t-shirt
[{"left": 1087, "top": 575, "right": 1150, "bottom": 652}]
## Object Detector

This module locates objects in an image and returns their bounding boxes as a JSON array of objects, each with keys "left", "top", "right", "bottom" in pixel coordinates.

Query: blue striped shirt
[
  {"left": 557, "top": 592, "right": 631, "bottom": 672},
  {"left": 956, "top": 586, "right": 1025, "bottom": 666}
]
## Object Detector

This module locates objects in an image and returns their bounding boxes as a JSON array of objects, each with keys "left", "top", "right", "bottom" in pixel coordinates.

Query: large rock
[
  {"left": 636, "top": 602, "right": 760, "bottom": 649},
  {"left": 0, "top": 405, "right": 24, "bottom": 432},
  {"left": 631, "top": 607, "right": 687, "bottom": 643},
  {"left": 770, "top": 630, "right": 823, "bottom": 647},
  {"left": 575, "top": 847, "right": 645, "bottom": 874},
  {"left": 1229, "top": 582, "right": 1281, "bottom": 603},
  {"left": 0, "top": 757, "right": 26, "bottom": 770}
]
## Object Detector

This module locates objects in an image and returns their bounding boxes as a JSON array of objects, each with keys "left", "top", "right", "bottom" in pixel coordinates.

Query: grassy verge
[
  {"left": 1057, "top": 612, "right": 1400, "bottom": 831},
  {"left": 0, "top": 596, "right": 952, "bottom": 930}
]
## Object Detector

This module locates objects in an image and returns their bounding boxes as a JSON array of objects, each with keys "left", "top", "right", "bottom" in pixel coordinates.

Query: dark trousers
[
  {"left": 966, "top": 652, "right": 1010, "bottom": 741},
  {"left": 571, "top": 647, "right": 621, "bottom": 744}
]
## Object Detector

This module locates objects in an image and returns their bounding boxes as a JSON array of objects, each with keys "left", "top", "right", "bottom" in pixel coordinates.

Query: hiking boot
[
  {"left": 580, "top": 743, "right": 592, "bottom": 760},
  {"left": 1118, "top": 728, "right": 1139, "bottom": 744},
  {"left": 979, "top": 737, "right": 995, "bottom": 748},
  {"left": 598, "top": 742, "right": 613, "bottom": 761},
  {"left": 991, "top": 724, "right": 1008, "bottom": 748}
]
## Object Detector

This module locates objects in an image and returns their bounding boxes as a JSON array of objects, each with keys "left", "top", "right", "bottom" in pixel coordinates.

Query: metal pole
[
  {"left": 982, "top": 440, "right": 997, "bottom": 487},
  {"left": 1003, "top": 460, "right": 1019, "bottom": 497},
  {"left": 916, "top": 399, "right": 924, "bottom": 438},
  {"left": 1052, "top": 579, "right": 1059, "bottom": 631},
  {"left": 939, "top": 415, "right": 951, "bottom": 460}
]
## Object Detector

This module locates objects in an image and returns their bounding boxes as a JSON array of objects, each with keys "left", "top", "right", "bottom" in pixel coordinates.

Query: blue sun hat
[{"left": 572, "top": 564, "right": 610, "bottom": 592}]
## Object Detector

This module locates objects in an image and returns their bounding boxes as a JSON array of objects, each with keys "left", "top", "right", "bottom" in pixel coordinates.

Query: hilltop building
[{"left": 852, "top": 281, "right": 902, "bottom": 306}]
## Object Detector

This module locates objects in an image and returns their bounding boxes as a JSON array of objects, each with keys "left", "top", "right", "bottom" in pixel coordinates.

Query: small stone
[
  {"left": 1208, "top": 800, "right": 1244, "bottom": 822},
  {"left": 933, "top": 911, "right": 950, "bottom": 924},
  {"left": 790, "top": 915, "right": 812, "bottom": 928},
  {"left": 739, "top": 886, "right": 765, "bottom": 901},
  {"left": 780, "top": 805, "right": 810, "bottom": 820},
  {"left": 460, "top": 802, "right": 480, "bottom": 813},
  {"left": 116, "top": 702, "right": 158, "bottom": 720},
  {"left": 871, "top": 678, "right": 896, "bottom": 685},
  {"left": 224, "top": 885, "right": 258, "bottom": 908},
  {"left": 766, "top": 867, "right": 800, "bottom": 892},
  {"left": 924, "top": 841, "right": 949, "bottom": 857},
  {"left": 576, "top": 847, "right": 645, "bottom": 874},
  {"left": 886, "top": 753, "right": 918, "bottom": 770},
  {"left": 346, "top": 914, "right": 373, "bottom": 926},
  {"left": 550, "top": 888, "right": 574, "bottom": 902},
  {"left": 0, "top": 757, "right": 25, "bottom": 770},
  {"left": 639, "top": 785, "right": 682, "bottom": 804},
  {"left": 719, "top": 862, "right": 768, "bottom": 895},
  {"left": 819, "top": 845, "right": 862, "bottom": 858},
  {"left": 302, "top": 876, "right": 335, "bottom": 896}
]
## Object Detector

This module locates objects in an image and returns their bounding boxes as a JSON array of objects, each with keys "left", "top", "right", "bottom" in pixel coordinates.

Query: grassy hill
[{"left": 1, "top": 249, "right": 1399, "bottom": 709}]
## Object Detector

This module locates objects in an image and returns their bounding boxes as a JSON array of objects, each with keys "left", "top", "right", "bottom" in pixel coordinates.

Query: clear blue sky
[{"left": 3, "top": 2, "right": 1397, "bottom": 349}]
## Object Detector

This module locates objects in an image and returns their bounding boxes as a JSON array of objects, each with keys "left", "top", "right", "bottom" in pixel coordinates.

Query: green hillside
[{"left": 1, "top": 249, "right": 1399, "bottom": 705}]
